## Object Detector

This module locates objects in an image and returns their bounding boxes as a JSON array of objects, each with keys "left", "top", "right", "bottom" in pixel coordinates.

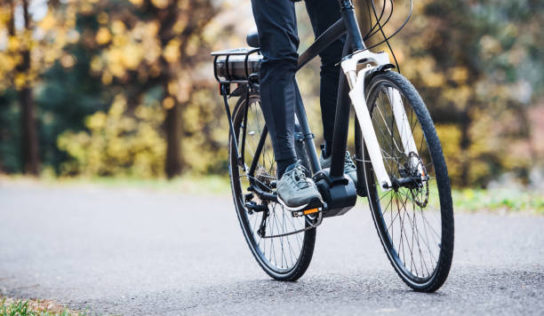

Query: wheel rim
[
  {"left": 231, "top": 96, "right": 309, "bottom": 275},
  {"left": 364, "top": 80, "right": 444, "bottom": 283}
]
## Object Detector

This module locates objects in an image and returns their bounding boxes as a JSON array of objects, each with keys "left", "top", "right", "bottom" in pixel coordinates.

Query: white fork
[{"left": 341, "top": 50, "right": 421, "bottom": 190}]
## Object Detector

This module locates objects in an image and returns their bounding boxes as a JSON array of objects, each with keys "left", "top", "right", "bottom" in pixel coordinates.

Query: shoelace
[
  {"left": 287, "top": 164, "right": 311, "bottom": 190},
  {"left": 344, "top": 152, "right": 356, "bottom": 171}
]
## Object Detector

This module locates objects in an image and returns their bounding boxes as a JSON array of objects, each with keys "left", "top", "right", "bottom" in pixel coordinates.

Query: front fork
[{"left": 341, "top": 50, "right": 421, "bottom": 191}]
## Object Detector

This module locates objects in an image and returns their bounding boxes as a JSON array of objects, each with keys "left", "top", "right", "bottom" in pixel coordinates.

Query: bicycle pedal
[{"left": 292, "top": 207, "right": 321, "bottom": 217}]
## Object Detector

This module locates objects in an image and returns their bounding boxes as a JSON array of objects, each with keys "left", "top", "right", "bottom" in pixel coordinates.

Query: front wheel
[{"left": 355, "top": 71, "right": 454, "bottom": 292}]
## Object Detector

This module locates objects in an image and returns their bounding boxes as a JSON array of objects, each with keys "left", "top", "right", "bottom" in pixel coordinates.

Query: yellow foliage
[
  {"left": 127, "top": 44, "right": 145, "bottom": 69},
  {"left": 58, "top": 95, "right": 166, "bottom": 178},
  {"left": 39, "top": 12, "right": 56, "bottom": 31},
  {"left": 162, "top": 97, "right": 175, "bottom": 110},
  {"left": 60, "top": 54, "right": 76, "bottom": 68},
  {"left": 151, "top": 0, "right": 170, "bottom": 9},
  {"left": 95, "top": 27, "right": 111, "bottom": 45},
  {"left": 450, "top": 67, "right": 468, "bottom": 84},
  {"left": 163, "top": 39, "right": 181, "bottom": 63},
  {"left": 97, "top": 12, "right": 109, "bottom": 25},
  {"left": 111, "top": 20, "right": 126, "bottom": 35},
  {"left": 101, "top": 71, "right": 113, "bottom": 85},
  {"left": 0, "top": 0, "right": 77, "bottom": 89},
  {"left": 435, "top": 124, "right": 463, "bottom": 185},
  {"left": 13, "top": 73, "right": 24, "bottom": 89},
  {"left": 129, "top": 0, "right": 144, "bottom": 7}
]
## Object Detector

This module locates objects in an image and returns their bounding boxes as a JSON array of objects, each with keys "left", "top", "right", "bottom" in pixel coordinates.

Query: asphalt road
[{"left": 0, "top": 183, "right": 543, "bottom": 315}]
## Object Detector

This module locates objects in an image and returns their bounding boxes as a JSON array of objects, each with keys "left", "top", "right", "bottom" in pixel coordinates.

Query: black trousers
[{"left": 251, "top": 0, "right": 345, "bottom": 176}]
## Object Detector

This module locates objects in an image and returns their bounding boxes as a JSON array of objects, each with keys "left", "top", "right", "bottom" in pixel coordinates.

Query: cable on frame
[{"left": 361, "top": 0, "right": 414, "bottom": 74}]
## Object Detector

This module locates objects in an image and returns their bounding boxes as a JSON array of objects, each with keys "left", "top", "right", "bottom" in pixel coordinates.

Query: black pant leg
[
  {"left": 251, "top": 0, "right": 299, "bottom": 176},
  {"left": 305, "top": 0, "right": 346, "bottom": 157}
]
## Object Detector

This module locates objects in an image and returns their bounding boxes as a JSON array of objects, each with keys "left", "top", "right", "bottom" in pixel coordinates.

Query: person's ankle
[
  {"left": 320, "top": 144, "right": 330, "bottom": 159},
  {"left": 277, "top": 158, "right": 297, "bottom": 178}
]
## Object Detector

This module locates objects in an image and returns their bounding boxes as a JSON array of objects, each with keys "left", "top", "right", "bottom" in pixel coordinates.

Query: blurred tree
[
  {"left": 58, "top": 94, "right": 165, "bottom": 177},
  {"left": 7, "top": 0, "right": 39, "bottom": 174},
  {"left": 0, "top": 0, "right": 76, "bottom": 174},
  {"left": 72, "top": 0, "right": 219, "bottom": 178},
  {"left": 363, "top": 0, "right": 544, "bottom": 186}
]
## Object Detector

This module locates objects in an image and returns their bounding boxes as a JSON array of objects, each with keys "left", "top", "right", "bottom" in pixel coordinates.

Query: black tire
[
  {"left": 355, "top": 71, "right": 454, "bottom": 292},
  {"left": 229, "top": 91, "right": 316, "bottom": 281}
]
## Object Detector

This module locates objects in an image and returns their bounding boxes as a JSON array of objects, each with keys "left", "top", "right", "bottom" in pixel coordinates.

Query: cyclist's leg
[
  {"left": 305, "top": 0, "right": 345, "bottom": 158},
  {"left": 251, "top": 0, "right": 299, "bottom": 177}
]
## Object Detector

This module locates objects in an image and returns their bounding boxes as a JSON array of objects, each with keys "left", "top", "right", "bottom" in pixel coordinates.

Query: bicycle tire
[
  {"left": 355, "top": 71, "right": 454, "bottom": 292},
  {"left": 229, "top": 91, "right": 316, "bottom": 281}
]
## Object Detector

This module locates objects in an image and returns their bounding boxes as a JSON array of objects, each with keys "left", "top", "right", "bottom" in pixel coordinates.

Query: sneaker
[
  {"left": 277, "top": 161, "right": 323, "bottom": 210},
  {"left": 320, "top": 151, "right": 358, "bottom": 186}
]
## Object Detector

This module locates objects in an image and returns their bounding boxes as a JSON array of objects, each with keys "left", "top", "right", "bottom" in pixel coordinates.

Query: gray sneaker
[
  {"left": 320, "top": 151, "right": 358, "bottom": 186},
  {"left": 277, "top": 161, "right": 323, "bottom": 210}
]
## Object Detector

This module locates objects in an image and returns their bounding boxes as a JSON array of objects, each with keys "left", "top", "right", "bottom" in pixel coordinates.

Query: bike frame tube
[
  {"left": 328, "top": 37, "right": 353, "bottom": 180},
  {"left": 297, "top": 19, "right": 346, "bottom": 70}
]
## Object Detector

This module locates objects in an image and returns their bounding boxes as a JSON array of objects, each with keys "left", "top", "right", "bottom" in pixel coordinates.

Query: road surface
[{"left": 0, "top": 183, "right": 543, "bottom": 315}]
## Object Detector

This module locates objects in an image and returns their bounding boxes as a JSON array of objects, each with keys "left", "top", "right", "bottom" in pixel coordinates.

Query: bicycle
[{"left": 212, "top": 0, "right": 454, "bottom": 292}]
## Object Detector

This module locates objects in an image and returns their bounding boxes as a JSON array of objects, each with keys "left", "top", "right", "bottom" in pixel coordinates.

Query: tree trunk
[
  {"left": 165, "top": 100, "right": 183, "bottom": 178},
  {"left": 20, "top": 85, "right": 40, "bottom": 175},
  {"left": 459, "top": 108, "right": 471, "bottom": 187},
  {"left": 17, "top": 0, "right": 40, "bottom": 175}
]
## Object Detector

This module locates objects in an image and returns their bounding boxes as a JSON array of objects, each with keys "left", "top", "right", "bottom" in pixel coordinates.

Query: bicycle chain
[{"left": 259, "top": 212, "right": 323, "bottom": 239}]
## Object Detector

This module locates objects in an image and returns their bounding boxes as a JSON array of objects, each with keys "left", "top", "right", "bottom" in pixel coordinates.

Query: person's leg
[
  {"left": 251, "top": 0, "right": 299, "bottom": 177},
  {"left": 304, "top": 0, "right": 345, "bottom": 158}
]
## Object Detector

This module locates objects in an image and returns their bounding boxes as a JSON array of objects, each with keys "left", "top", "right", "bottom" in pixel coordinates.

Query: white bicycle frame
[{"left": 341, "top": 50, "right": 421, "bottom": 190}]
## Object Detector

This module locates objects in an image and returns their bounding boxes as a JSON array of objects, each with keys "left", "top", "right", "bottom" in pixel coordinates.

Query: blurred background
[{"left": 0, "top": 0, "right": 542, "bottom": 208}]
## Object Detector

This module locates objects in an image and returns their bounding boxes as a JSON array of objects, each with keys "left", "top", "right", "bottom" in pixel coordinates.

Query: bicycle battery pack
[{"left": 212, "top": 48, "right": 262, "bottom": 82}]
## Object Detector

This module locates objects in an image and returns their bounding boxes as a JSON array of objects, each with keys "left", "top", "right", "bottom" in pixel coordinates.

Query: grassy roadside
[
  {"left": 0, "top": 297, "right": 83, "bottom": 316},
  {"left": 1, "top": 175, "right": 542, "bottom": 214},
  {"left": 0, "top": 174, "right": 231, "bottom": 196},
  {"left": 452, "top": 187, "right": 544, "bottom": 214}
]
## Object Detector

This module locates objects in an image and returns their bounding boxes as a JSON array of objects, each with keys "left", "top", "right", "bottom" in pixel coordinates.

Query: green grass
[
  {"left": 2, "top": 174, "right": 232, "bottom": 196},
  {"left": 0, "top": 297, "right": 82, "bottom": 316},
  {"left": 452, "top": 188, "right": 544, "bottom": 214}
]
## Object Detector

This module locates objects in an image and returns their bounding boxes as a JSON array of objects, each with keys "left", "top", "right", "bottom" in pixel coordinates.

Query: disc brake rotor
[{"left": 406, "top": 152, "right": 429, "bottom": 208}]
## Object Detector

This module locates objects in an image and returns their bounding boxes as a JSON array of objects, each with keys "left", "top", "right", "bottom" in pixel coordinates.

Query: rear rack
[{"left": 211, "top": 48, "right": 262, "bottom": 181}]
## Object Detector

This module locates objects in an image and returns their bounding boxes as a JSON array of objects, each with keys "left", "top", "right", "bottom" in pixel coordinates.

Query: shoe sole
[{"left": 277, "top": 196, "right": 323, "bottom": 212}]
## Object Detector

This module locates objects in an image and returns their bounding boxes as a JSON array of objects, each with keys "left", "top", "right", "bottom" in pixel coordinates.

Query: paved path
[{"left": 0, "top": 184, "right": 543, "bottom": 315}]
